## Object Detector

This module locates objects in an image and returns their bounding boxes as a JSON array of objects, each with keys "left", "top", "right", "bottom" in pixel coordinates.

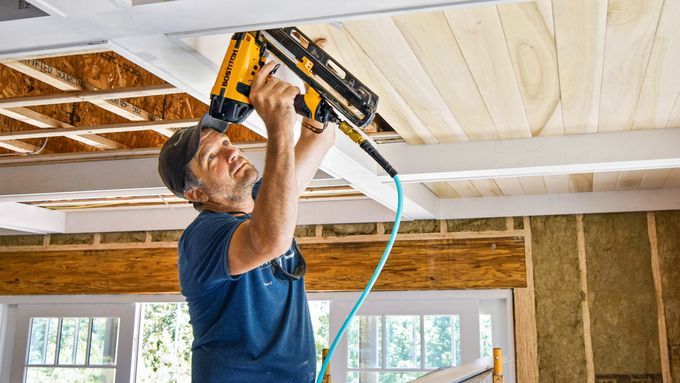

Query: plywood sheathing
[
  {"left": 655, "top": 211, "right": 680, "bottom": 382},
  {"left": 0, "top": 52, "right": 263, "bottom": 155},
  {"left": 583, "top": 213, "right": 662, "bottom": 377},
  {"left": 531, "top": 215, "right": 589, "bottom": 383}
]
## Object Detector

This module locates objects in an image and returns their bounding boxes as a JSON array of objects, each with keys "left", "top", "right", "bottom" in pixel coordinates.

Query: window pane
[
  {"left": 385, "top": 316, "right": 420, "bottom": 369},
  {"left": 348, "top": 316, "right": 382, "bottom": 370},
  {"left": 27, "top": 318, "right": 58, "bottom": 365},
  {"left": 347, "top": 371, "right": 360, "bottom": 383},
  {"left": 453, "top": 315, "right": 461, "bottom": 367},
  {"left": 58, "top": 318, "right": 78, "bottom": 365},
  {"left": 424, "top": 315, "right": 452, "bottom": 368},
  {"left": 89, "top": 318, "right": 118, "bottom": 365},
  {"left": 309, "top": 301, "right": 329, "bottom": 375},
  {"left": 137, "top": 303, "right": 192, "bottom": 383},
  {"left": 480, "top": 314, "right": 492, "bottom": 359},
  {"left": 25, "top": 367, "right": 115, "bottom": 383},
  {"left": 75, "top": 318, "right": 90, "bottom": 365}
]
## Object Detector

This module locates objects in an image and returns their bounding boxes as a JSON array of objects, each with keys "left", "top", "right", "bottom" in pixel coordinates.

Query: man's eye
[
  {"left": 208, "top": 154, "right": 215, "bottom": 162},
  {"left": 223, "top": 140, "right": 229, "bottom": 146}
]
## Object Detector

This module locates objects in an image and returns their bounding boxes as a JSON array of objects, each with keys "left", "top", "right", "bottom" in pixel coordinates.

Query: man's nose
[{"left": 224, "top": 146, "right": 239, "bottom": 162}]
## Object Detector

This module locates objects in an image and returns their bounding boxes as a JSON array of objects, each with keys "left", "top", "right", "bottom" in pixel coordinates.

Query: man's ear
[{"left": 184, "top": 187, "right": 208, "bottom": 203}]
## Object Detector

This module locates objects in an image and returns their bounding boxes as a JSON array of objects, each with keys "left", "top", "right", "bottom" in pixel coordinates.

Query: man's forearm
[
  {"left": 250, "top": 127, "right": 298, "bottom": 253},
  {"left": 294, "top": 124, "right": 335, "bottom": 195}
]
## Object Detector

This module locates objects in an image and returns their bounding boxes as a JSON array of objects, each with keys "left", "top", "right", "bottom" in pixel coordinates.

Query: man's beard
[{"left": 206, "top": 165, "right": 259, "bottom": 205}]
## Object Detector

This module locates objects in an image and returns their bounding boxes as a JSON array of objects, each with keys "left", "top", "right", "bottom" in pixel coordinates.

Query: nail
[{"left": 271, "top": 63, "right": 281, "bottom": 75}]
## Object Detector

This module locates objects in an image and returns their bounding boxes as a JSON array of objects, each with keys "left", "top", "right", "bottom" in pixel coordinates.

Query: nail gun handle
[{"left": 294, "top": 91, "right": 337, "bottom": 131}]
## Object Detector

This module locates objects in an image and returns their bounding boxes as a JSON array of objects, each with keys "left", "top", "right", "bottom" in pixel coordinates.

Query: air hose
[{"left": 316, "top": 122, "right": 403, "bottom": 383}]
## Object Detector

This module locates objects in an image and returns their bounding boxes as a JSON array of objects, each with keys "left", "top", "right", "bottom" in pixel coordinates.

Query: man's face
[{"left": 186, "top": 129, "right": 259, "bottom": 205}]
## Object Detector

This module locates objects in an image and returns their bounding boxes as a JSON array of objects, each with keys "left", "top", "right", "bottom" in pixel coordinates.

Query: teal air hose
[{"left": 316, "top": 174, "right": 403, "bottom": 383}]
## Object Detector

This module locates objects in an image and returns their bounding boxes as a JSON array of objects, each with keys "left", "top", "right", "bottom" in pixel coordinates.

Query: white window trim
[
  {"left": 9, "top": 303, "right": 136, "bottom": 383},
  {"left": 1, "top": 290, "right": 515, "bottom": 383},
  {"left": 308, "top": 290, "right": 515, "bottom": 383}
]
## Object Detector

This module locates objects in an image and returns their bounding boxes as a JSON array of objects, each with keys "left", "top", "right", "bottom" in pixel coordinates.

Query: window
[
  {"left": 318, "top": 291, "right": 515, "bottom": 383},
  {"left": 346, "top": 314, "right": 461, "bottom": 383},
  {"left": 25, "top": 317, "right": 119, "bottom": 382},
  {"left": 10, "top": 303, "right": 135, "bottom": 383},
  {"left": 136, "top": 303, "right": 191, "bottom": 383}
]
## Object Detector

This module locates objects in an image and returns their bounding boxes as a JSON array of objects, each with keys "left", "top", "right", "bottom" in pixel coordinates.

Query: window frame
[
  {"left": 308, "top": 290, "right": 514, "bottom": 383},
  {"left": 10, "top": 303, "right": 136, "bottom": 383}
]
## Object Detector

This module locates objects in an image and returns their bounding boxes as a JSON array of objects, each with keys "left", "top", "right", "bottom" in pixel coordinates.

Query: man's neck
[{"left": 200, "top": 197, "right": 255, "bottom": 215}]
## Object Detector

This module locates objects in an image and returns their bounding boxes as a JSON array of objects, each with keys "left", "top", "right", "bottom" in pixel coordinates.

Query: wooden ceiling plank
[
  {"left": 424, "top": 182, "right": 461, "bottom": 199},
  {"left": 640, "top": 169, "right": 672, "bottom": 189},
  {"left": 393, "top": 12, "right": 498, "bottom": 141},
  {"left": 343, "top": 17, "right": 469, "bottom": 142},
  {"left": 494, "top": 177, "right": 525, "bottom": 196},
  {"left": 470, "top": 179, "right": 503, "bottom": 197},
  {"left": 445, "top": 5, "right": 532, "bottom": 139},
  {"left": 300, "top": 24, "right": 436, "bottom": 144},
  {"left": 0, "top": 140, "right": 39, "bottom": 153},
  {"left": 0, "top": 84, "right": 180, "bottom": 109},
  {"left": 663, "top": 168, "right": 680, "bottom": 188},
  {"left": 498, "top": 2, "right": 561, "bottom": 137},
  {"left": 615, "top": 170, "right": 646, "bottom": 191},
  {"left": 543, "top": 174, "right": 570, "bottom": 193},
  {"left": 592, "top": 172, "right": 619, "bottom": 192},
  {"left": 518, "top": 176, "right": 547, "bottom": 195},
  {"left": 568, "top": 173, "right": 594, "bottom": 193},
  {"left": 447, "top": 180, "right": 481, "bottom": 198},
  {"left": 0, "top": 119, "right": 197, "bottom": 141},
  {"left": 553, "top": 0, "right": 607, "bottom": 134},
  {"left": 598, "top": 0, "right": 664, "bottom": 133},
  {"left": 634, "top": 0, "right": 680, "bottom": 130}
]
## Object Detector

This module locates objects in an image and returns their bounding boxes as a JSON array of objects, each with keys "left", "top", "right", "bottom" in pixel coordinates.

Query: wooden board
[
  {"left": 393, "top": 12, "right": 499, "bottom": 141},
  {"left": 634, "top": 0, "right": 680, "bottom": 130},
  {"left": 445, "top": 5, "right": 531, "bottom": 139},
  {"left": 299, "top": 24, "right": 437, "bottom": 144},
  {"left": 640, "top": 169, "right": 672, "bottom": 189},
  {"left": 592, "top": 171, "right": 619, "bottom": 192},
  {"left": 0, "top": 237, "right": 526, "bottom": 294},
  {"left": 498, "top": 2, "right": 561, "bottom": 137},
  {"left": 343, "top": 17, "right": 469, "bottom": 142},
  {"left": 553, "top": 0, "right": 607, "bottom": 134},
  {"left": 598, "top": 0, "right": 664, "bottom": 132}
]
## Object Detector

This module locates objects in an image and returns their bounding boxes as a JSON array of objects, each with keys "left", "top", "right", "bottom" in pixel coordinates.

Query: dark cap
[{"left": 158, "top": 113, "right": 230, "bottom": 198}]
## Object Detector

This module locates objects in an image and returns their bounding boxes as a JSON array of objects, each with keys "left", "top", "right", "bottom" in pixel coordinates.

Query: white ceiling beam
[
  {"left": 438, "top": 188, "right": 680, "bottom": 219},
  {"left": 63, "top": 198, "right": 396, "bottom": 233},
  {"left": 378, "top": 128, "right": 680, "bottom": 182},
  {"left": 0, "top": 0, "right": 508, "bottom": 59},
  {"left": 0, "top": 150, "right": 343, "bottom": 202},
  {"left": 3, "top": 187, "right": 677, "bottom": 234},
  {"left": 0, "top": 202, "right": 65, "bottom": 233}
]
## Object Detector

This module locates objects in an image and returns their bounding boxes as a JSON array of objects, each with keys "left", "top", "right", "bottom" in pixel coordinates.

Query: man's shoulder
[{"left": 180, "top": 211, "right": 240, "bottom": 245}]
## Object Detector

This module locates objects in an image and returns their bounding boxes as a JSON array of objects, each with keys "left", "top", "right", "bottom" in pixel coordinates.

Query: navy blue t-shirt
[{"left": 178, "top": 180, "right": 315, "bottom": 382}]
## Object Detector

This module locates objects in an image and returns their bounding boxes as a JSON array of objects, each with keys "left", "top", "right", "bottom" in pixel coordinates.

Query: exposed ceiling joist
[
  {"left": 0, "top": 202, "right": 65, "bottom": 233},
  {"left": 0, "top": 119, "right": 198, "bottom": 140},
  {"left": 0, "top": 140, "right": 40, "bottom": 154},
  {"left": 0, "top": 84, "right": 181, "bottom": 109},
  {"left": 378, "top": 128, "right": 680, "bottom": 182}
]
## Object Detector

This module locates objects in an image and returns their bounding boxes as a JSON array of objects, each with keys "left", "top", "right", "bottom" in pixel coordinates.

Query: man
[{"left": 158, "top": 61, "right": 335, "bottom": 382}]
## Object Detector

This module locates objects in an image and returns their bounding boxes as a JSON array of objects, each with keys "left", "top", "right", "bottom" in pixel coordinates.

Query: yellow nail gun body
[
  {"left": 209, "top": 28, "right": 378, "bottom": 129},
  {"left": 210, "top": 27, "right": 396, "bottom": 176}
]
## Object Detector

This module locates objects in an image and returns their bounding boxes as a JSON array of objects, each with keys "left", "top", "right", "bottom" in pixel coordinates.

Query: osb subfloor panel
[{"left": 0, "top": 51, "right": 263, "bottom": 155}]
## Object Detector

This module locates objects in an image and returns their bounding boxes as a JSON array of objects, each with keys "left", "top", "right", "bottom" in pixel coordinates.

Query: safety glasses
[{"left": 270, "top": 239, "right": 306, "bottom": 281}]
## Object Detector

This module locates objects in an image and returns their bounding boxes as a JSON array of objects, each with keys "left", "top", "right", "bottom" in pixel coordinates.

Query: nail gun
[{"left": 209, "top": 27, "right": 396, "bottom": 177}]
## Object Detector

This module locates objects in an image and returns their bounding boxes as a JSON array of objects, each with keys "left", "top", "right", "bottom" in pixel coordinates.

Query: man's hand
[{"left": 250, "top": 61, "right": 300, "bottom": 135}]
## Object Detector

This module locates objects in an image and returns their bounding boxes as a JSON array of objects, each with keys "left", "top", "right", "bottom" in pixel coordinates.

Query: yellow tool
[{"left": 209, "top": 28, "right": 396, "bottom": 177}]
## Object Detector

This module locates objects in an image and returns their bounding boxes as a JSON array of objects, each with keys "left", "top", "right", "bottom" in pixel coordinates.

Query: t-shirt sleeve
[{"left": 178, "top": 213, "right": 245, "bottom": 296}]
